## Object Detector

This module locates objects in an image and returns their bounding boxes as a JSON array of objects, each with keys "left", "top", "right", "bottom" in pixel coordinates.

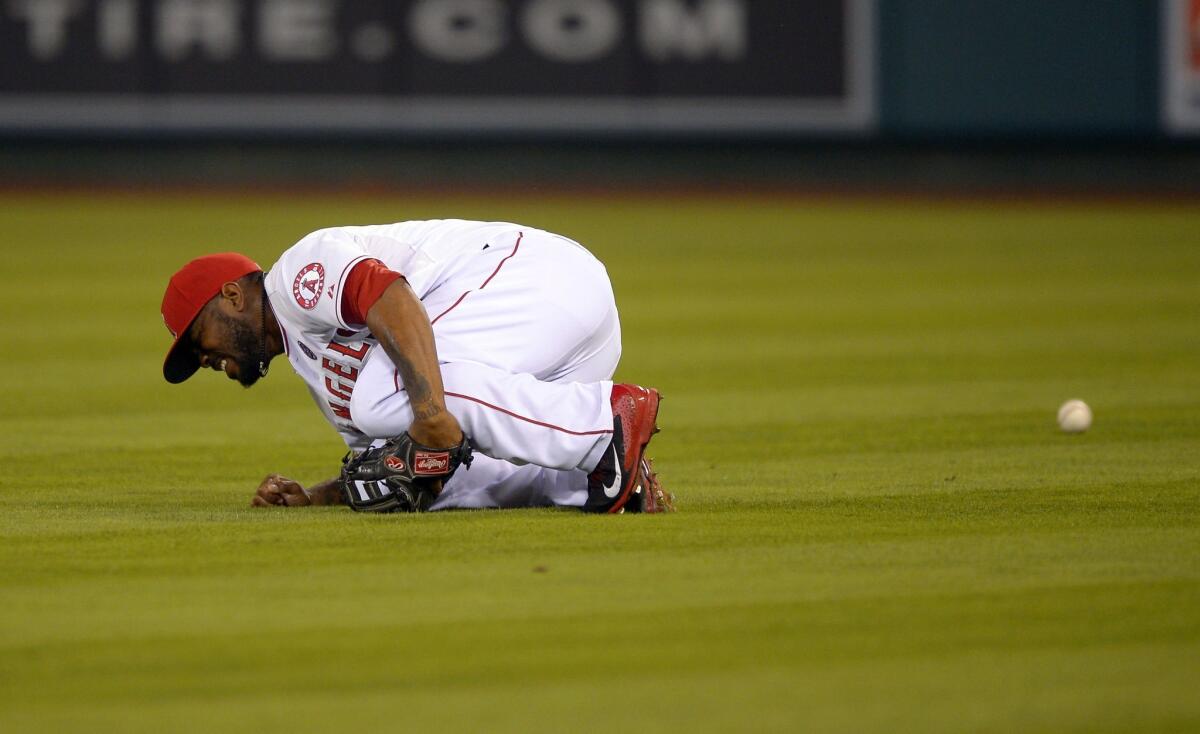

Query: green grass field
[{"left": 1, "top": 191, "right": 1198, "bottom": 733}]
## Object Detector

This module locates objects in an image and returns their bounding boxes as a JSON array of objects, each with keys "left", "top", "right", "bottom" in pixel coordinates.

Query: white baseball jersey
[{"left": 263, "top": 220, "right": 622, "bottom": 509}]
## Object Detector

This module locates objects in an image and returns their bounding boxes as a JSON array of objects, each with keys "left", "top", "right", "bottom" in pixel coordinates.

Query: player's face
[{"left": 189, "top": 308, "right": 263, "bottom": 388}]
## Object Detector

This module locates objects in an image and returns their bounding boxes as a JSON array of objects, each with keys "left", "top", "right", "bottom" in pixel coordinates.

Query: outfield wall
[{"left": 0, "top": 0, "right": 1194, "bottom": 140}]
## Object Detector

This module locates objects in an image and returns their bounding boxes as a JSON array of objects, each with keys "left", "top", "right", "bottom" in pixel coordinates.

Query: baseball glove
[{"left": 339, "top": 433, "right": 473, "bottom": 513}]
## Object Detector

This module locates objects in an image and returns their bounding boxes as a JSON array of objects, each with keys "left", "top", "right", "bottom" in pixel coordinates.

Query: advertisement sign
[
  {"left": 1163, "top": 0, "right": 1200, "bottom": 134},
  {"left": 0, "top": 0, "right": 876, "bottom": 135}
]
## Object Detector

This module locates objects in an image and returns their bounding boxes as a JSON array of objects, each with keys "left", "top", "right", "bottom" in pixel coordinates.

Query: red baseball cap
[{"left": 161, "top": 253, "right": 262, "bottom": 384}]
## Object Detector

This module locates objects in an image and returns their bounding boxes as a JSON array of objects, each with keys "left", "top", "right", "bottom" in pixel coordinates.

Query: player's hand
[
  {"left": 408, "top": 411, "right": 464, "bottom": 450},
  {"left": 252, "top": 474, "right": 312, "bottom": 508}
]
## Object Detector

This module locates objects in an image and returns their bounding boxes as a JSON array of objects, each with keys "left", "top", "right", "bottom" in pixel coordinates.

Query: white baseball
[{"left": 1057, "top": 399, "right": 1092, "bottom": 433}]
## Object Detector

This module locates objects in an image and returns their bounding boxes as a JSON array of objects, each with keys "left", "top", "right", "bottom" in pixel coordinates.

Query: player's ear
[{"left": 219, "top": 281, "right": 246, "bottom": 312}]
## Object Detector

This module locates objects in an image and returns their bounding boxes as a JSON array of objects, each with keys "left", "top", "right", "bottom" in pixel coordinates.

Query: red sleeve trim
[{"left": 341, "top": 259, "right": 404, "bottom": 326}]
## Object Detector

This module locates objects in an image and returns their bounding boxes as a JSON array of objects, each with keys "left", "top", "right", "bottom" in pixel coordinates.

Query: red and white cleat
[{"left": 586, "top": 384, "right": 667, "bottom": 513}]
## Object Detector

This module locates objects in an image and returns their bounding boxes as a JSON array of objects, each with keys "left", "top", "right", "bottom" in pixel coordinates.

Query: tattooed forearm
[{"left": 366, "top": 280, "right": 461, "bottom": 444}]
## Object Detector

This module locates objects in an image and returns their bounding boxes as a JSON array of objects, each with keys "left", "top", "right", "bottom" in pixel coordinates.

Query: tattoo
[
  {"left": 412, "top": 404, "right": 443, "bottom": 421},
  {"left": 395, "top": 353, "right": 431, "bottom": 402},
  {"left": 393, "top": 350, "right": 439, "bottom": 420}
]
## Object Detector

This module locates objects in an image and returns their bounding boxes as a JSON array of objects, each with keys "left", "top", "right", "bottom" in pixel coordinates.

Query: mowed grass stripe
[{"left": 4, "top": 580, "right": 1197, "bottom": 681}]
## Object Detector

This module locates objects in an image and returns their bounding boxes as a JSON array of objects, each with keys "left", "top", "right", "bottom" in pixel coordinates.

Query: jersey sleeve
[
  {"left": 341, "top": 259, "right": 404, "bottom": 326},
  {"left": 270, "top": 228, "right": 374, "bottom": 333}
]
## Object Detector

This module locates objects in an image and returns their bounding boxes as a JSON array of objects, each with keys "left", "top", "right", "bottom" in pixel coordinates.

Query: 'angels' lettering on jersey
[{"left": 322, "top": 334, "right": 373, "bottom": 423}]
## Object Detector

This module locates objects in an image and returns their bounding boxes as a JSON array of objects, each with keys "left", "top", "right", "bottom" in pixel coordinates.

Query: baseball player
[{"left": 160, "top": 219, "right": 673, "bottom": 514}]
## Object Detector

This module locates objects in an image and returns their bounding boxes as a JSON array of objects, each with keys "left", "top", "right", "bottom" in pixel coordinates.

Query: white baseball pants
[{"left": 348, "top": 229, "right": 621, "bottom": 509}]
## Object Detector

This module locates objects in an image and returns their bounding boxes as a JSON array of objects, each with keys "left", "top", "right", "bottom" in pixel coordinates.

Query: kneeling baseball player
[{"left": 160, "top": 219, "right": 673, "bottom": 514}]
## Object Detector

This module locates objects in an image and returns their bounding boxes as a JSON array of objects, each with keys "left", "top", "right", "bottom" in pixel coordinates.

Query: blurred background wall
[{"left": 1, "top": 0, "right": 1197, "bottom": 192}]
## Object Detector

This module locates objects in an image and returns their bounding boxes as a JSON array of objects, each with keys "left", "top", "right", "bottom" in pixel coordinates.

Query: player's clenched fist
[{"left": 252, "top": 474, "right": 312, "bottom": 508}]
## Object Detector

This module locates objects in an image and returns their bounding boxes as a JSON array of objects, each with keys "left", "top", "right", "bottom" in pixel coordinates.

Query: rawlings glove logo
[{"left": 413, "top": 452, "right": 450, "bottom": 475}]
